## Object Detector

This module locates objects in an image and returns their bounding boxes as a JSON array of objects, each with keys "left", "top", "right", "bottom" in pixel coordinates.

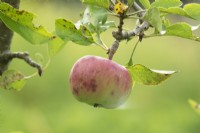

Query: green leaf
[
  {"left": 159, "top": 7, "right": 188, "bottom": 17},
  {"left": 48, "top": 36, "right": 65, "bottom": 58},
  {"left": 82, "top": 5, "right": 108, "bottom": 28},
  {"left": 139, "top": 0, "right": 150, "bottom": 9},
  {"left": 188, "top": 99, "right": 200, "bottom": 115},
  {"left": 0, "top": 2, "right": 52, "bottom": 44},
  {"left": 80, "top": 5, "right": 114, "bottom": 34},
  {"left": 164, "top": 23, "right": 193, "bottom": 38},
  {"left": 127, "top": 0, "right": 135, "bottom": 7},
  {"left": 158, "top": 4, "right": 200, "bottom": 20},
  {"left": 98, "top": 21, "right": 116, "bottom": 33},
  {"left": 144, "top": 7, "right": 162, "bottom": 32},
  {"left": 55, "top": 19, "right": 94, "bottom": 46},
  {"left": 0, "top": 70, "right": 26, "bottom": 91},
  {"left": 151, "top": 0, "right": 182, "bottom": 8},
  {"left": 127, "top": 64, "right": 176, "bottom": 85},
  {"left": 81, "top": 0, "right": 110, "bottom": 9},
  {"left": 184, "top": 3, "right": 200, "bottom": 20}
]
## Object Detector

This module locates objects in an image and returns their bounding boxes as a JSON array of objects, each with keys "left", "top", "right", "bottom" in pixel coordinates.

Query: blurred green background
[{"left": 0, "top": 0, "right": 200, "bottom": 133}]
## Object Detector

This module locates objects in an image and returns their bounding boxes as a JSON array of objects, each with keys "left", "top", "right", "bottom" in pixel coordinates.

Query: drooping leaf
[
  {"left": 184, "top": 3, "right": 200, "bottom": 20},
  {"left": 0, "top": 2, "right": 52, "bottom": 44},
  {"left": 127, "top": 64, "right": 176, "bottom": 85},
  {"left": 48, "top": 36, "right": 65, "bottom": 58},
  {"left": 139, "top": 0, "right": 150, "bottom": 9},
  {"left": 164, "top": 23, "right": 193, "bottom": 38},
  {"left": 81, "top": 0, "right": 110, "bottom": 9},
  {"left": 0, "top": 70, "right": 26, "bottom": 91},
  {"left": 144, "top": 7, "right": 162, "bottom": 32},
  {"left": 151, "top": 0, "right": 182, "bottom": 8},
  {"left": 55, "top": 19, "right": 94, "bottom": 46},
  {"left": 188, "top": 99, "right": 200, "bottom": 115}
]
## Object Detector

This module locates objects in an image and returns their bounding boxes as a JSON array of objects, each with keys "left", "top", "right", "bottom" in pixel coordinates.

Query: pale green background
[{"left": 0, "top": 1, "right": 200, "bottom": 133}]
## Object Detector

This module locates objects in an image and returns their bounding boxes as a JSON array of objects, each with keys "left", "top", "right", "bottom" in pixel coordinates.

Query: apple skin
[{"left": 69, "top": 55, "right": 133, "bottom": 109}]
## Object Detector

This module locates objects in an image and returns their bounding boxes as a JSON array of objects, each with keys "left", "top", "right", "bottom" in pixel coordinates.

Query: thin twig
[
  {"left": 0, "top": 52, "right": 42, "bottom": 76},
  {"left": 121, "top": 21, "right": 150, "bottom": 40},
  {"left": 126, "top": 10, "right": 146, "bottom": 17},
  {"left": 133, "top": 2, "right": 145, "bottom": 17}
]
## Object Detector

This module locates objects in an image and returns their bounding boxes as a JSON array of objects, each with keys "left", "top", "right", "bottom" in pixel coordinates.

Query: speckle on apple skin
[{"left": 69, "top": 55, "right": 133, "bottom": 109}]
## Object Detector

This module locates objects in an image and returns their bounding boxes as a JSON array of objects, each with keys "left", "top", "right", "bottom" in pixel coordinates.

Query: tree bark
[{"left": 0, "top": 0, "right": 20, "bottom": 75}]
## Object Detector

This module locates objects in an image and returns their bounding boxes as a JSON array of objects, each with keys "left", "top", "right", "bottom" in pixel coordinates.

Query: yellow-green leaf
[
  {"left": 127, "top": 64, "right": 176, "bottom": 85},
  {"left": 0, "top": 2, "right": 52, "bottom": 44},
  {"left": 144, "top": 7, "right": 162, "bottom": 32},
  {"left": 151, "top": 0, "right": 182, "bottom": 8},
  {"left": 81, "top": 0, "right": 110, "bottom": 9},
  {"left": 55, "top": 19, "right": 94, "bottom": 46},
  {"left": 48, "top": 36, "right": 65, "bottom": 58},
  {"left": 139, "top": 0, "right": 150, "bottom": 9},
  {"left": 184, "top": 3, "right": 200, "bottom": 20},
  {"left": 165, "top": 23, "right": 193, "bottom": 38}
]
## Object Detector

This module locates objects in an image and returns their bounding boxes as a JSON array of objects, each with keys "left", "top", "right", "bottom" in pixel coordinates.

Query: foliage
[
  {"left": 0, "top": 0, "right": 200, "bottom": 94},
  {"left": 0, "top": 3, "right": 52, "bottom": 44}
]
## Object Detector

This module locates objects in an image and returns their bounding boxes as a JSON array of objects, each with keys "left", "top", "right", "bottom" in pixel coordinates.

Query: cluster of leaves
[{"left": 0, "top": 0, "right": 200, "bottom": 90}]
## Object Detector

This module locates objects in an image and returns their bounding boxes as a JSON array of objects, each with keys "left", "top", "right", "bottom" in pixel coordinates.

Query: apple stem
[{"left": 127, "top": 39, "right": 140, "bottom": 66}]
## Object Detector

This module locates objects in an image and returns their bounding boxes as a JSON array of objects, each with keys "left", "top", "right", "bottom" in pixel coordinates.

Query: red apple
[{"left": 69, "top": 55, "right": 133, "bottom": 109}]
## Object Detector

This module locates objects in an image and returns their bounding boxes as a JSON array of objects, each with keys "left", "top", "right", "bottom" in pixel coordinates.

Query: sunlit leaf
[
  {"left": 159, "top": 7, "right": 188, "bottom": 17},
  {"left": 0, "top": 2, "right": 52, "bottom": 44},
  {"left": 0, "top": 70, "right": 26, "bottom": 91},
  {"left": 48, "top": 36, "right": 65, "bottom": 58},
  {"left": 184, "top": 3, "right": 200, "bottom": 20},
  {"left": 55, "top": 19, "right": 94, "bottom": 46},
  {"left": 144, "top": 7, "right": 162, "bottom": 32},
  {"left": 139, "top": 0, "right": 150, "bottom": 9},
  {"left": 188, "top": 99, "right": 200, "bottom": 115},
  {"left": 81, "top": 0, "right": 110, "bottom": 9},
  {"left": 151, "top": 0, "right": 182, "bottom": 8},
  {"left": 158, "top": 4, "right": 200, "bottom": 20},
  {"left": 127, "top": 64, "right": 176, "bottom": 85},
  {"left": 165, "top": 23, "right": 193, "bottom": 38}
]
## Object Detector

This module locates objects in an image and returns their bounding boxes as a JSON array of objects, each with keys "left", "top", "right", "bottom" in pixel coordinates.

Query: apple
[{"left": 69, "top": 55, "right": 133, "bottom": 109}]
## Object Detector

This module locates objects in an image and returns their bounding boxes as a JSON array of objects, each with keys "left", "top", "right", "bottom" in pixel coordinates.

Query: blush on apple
[{"left": 69, "top": 55, "right": 133, "bottom": 109}]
